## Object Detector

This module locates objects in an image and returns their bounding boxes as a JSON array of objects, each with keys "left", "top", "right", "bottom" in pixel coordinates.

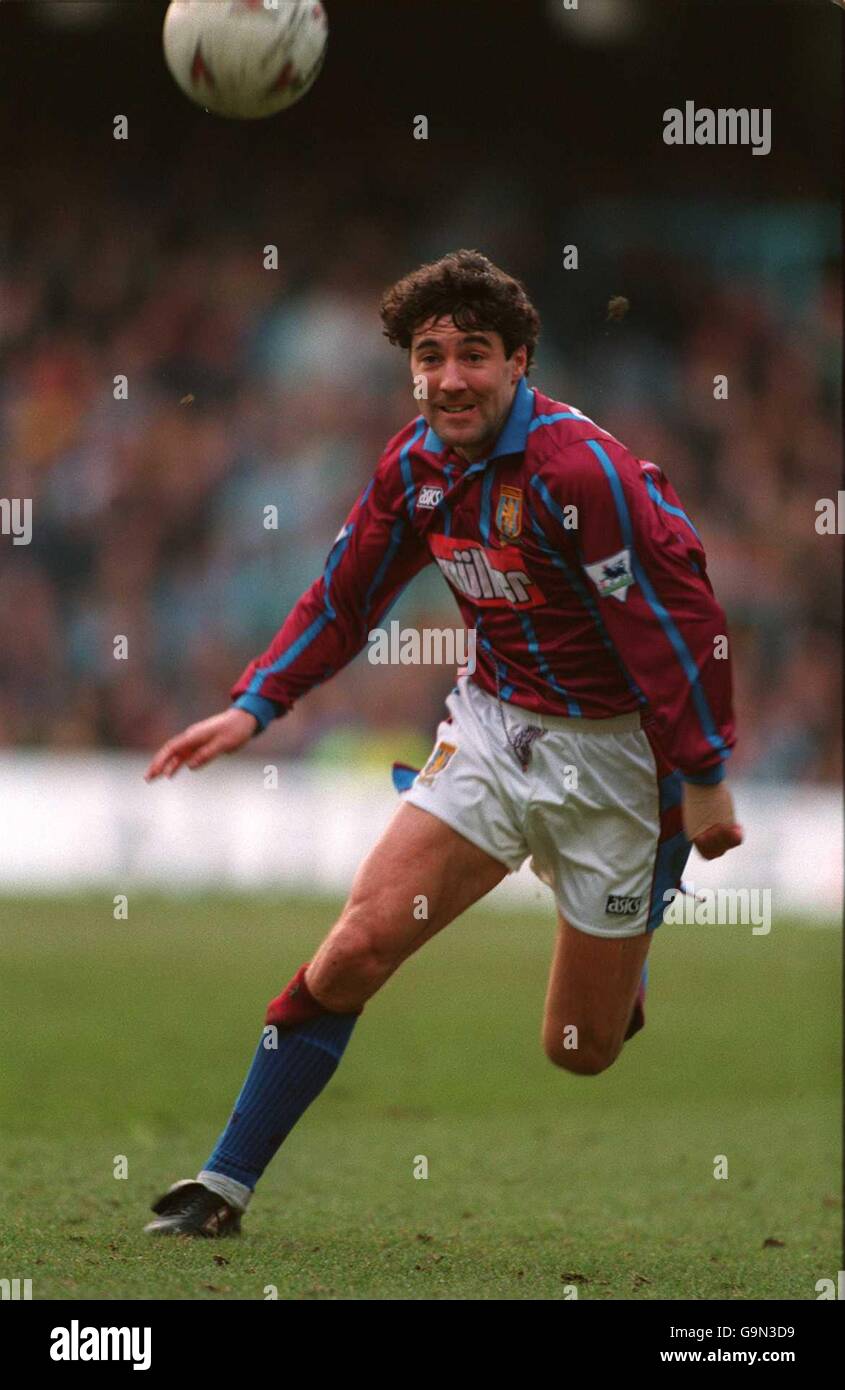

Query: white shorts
[{"left": 403, "top": 676, "right": 691, "bottom": 938}]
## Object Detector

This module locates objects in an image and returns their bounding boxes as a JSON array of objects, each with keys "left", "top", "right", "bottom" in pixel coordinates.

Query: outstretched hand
[
  {"left": 145, "top": 708, "right": 258, "bottom": 781},
  {"left": 682, "top": 779, "right": 743, "bottom": 861}
]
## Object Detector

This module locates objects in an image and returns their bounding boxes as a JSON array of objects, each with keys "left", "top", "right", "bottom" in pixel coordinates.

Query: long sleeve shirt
[{"left": 232, "top": 376, "right": 735, "bottom": 784}]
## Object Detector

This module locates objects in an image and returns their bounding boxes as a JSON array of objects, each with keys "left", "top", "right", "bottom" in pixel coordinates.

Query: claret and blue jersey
[{"left": 233, "top": 376, "right": 735, "bottom": 785}]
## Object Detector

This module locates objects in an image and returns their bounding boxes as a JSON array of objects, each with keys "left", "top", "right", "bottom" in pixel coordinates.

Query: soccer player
[{"left": 143, "top": 250, "right": 742, "bottom": 1237}]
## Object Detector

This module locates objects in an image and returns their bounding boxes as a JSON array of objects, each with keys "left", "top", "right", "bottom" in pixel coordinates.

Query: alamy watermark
[
  {"left": 368, "top": 621, "right": 476, "bottom": 674},
  {"left": 0, "top": 498, "right": 32, "bottom": 545},
  {"left": 1, "top": 1278, "right": 32, "bottom": 1300},
  {"left": 50, "top": 1322, "right": 151, "bottom": 1370},
  {"left": 663, "top": 102, "right": 771, "bottom": 157},
  {"left": 663, "top": 884, "right": 771, "bottom": 935}
]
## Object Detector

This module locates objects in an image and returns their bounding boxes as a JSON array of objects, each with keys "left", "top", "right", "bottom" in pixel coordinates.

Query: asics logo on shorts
[{"left": 606, "top": 893, "right": 642, "bottom": 916}]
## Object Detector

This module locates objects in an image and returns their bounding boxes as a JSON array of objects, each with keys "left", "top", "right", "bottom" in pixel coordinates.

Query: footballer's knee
[
  {"left": 542, "top": 1031, "right": 620, "bottom": 1076},
  {"left": 317, "top": 925, "right": 391, "bottom": 985},
  {"left": 307, "top": 906, "right": 401, "bottom": 1009}
]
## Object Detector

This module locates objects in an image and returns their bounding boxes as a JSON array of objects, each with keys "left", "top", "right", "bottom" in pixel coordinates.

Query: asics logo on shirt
[{"left": 417, "top": 485, "right": 444, "bottom": 509}]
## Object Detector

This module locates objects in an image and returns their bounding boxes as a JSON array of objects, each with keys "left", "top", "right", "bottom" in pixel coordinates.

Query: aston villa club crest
[
  {"left": 416, "top": 740, "right": 457, "bottom": 787},
  {"left": 496, "top": 485, "right": 523, "bottom": 539}
]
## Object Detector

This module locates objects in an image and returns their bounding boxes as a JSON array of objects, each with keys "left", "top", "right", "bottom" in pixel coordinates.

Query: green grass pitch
[{"left": 0, "top": 894, "right": 839, "bottom": 1300}]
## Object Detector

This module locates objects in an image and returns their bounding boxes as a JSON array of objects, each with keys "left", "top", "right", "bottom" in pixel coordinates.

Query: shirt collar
[{"left": 422, "top": 376, "right": 535, "bottom": 463}]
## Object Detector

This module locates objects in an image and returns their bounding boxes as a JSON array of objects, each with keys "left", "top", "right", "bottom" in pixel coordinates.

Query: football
[{"left": 162, "top": 0, "right": 328, "bottom": 120}]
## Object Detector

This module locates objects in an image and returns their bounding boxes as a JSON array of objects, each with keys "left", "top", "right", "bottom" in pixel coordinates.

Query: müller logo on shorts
[
  {"left": 606, "top": 894, "right": 642, "bottom": 916},
  {"left": 428, "top": 534, "right": 545, "bottom": 609}
]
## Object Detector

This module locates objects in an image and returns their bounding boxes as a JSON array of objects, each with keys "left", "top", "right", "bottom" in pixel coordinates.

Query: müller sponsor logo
[
  {"left": 50, "top": 1320, "right": 151, "bottom": 1371},
  {"left": 428, "top": 535, "right": 545, "bottom": 609}
]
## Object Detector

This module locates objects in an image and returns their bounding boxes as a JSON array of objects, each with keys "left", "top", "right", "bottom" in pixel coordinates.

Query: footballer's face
[{"left": 410, "top": 317, "right": 527, "bottom": 464}]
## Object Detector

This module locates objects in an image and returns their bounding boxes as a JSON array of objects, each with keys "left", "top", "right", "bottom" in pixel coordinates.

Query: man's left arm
[{"left": 532, "top": 437, "right": 742, "bottom": 860}]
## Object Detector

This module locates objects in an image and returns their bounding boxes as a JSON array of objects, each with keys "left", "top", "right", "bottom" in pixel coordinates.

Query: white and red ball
[{"left": 163, "top": 0, "right": 328, "bottom": 120}]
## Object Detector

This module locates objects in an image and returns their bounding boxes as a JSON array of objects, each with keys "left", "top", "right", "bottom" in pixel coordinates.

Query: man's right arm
[
  {"left": 146, "top": 437, "right": 430, "bottom": 780},
  {"left": 231, "top": 458, "right": 429, "bottom": 730}
]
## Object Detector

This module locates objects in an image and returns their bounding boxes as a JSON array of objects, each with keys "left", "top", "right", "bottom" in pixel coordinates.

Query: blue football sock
[{"left": 201, "top": 1011, "right": 358, "bottom": 1196}]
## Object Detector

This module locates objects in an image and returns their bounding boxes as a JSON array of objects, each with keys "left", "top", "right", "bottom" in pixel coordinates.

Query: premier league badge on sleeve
[{"left": 584, "top": 548, "right": 635, "bottom": 602}]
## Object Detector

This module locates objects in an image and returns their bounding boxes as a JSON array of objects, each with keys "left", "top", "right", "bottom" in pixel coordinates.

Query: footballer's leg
[
  {"left": 522, "top": 710, "right": 691, "bottom": 1078},
  {"left": 146, "top": 802, "right": 509, "bottom": 1236},
  {"left": 303, "top": 799, "right": 510, "bottom": 1011},
  {"left": 541, "top": 913, "right": 652, "bottom": 1075}
]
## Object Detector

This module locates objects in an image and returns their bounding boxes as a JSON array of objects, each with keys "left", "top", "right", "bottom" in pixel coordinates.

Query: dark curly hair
[{"left": 380, "top": 249, "right": 541, "bottom": 373}]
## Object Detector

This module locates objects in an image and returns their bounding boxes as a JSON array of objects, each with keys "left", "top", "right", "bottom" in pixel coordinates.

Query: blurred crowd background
[{"left": 0, "top": 0, "right": 840, "bottom": 783}]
